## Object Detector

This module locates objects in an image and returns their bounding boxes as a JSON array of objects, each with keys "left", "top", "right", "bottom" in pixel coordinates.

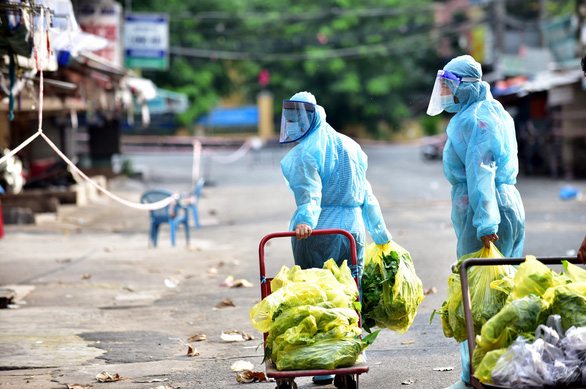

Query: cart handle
[
  {"left": 458, "top": 256, "right": 581, "bottom": 388},
  {"left": 259, "top": 228, "right": 358, "bottom": 288}
]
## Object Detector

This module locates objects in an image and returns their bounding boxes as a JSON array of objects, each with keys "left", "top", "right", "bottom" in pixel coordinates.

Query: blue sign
[{"left": 124, "top": 13, "right": 169, "bottom": 70}]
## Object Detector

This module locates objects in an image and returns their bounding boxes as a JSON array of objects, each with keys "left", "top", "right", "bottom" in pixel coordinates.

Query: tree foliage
[{"left": 129, "top": 1, "right": 455, "bottom": 136}]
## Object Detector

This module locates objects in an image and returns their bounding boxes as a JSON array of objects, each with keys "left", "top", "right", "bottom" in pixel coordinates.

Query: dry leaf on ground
[
  {"left": 424, "top": 287, "right": 437, "bottom": 295},
  {"left": 236, "top": 371, "right": 268, "bottom": 383},
  {"left": 401, "top": 340, "right": 415, "bottom": 345},
  {"left": 96, "top": 371, "right": 128, "bottom": 382},
  {"left": 187, "top": 334, "right": 207, "bottom": 342},
  {"left": 187, "top": 345, "right": 200, "bottom": 356},
  {"left": 215, "top": 298, "right": 235, "bottom": 308},
  {"left": 67, "top": 385, "right": 92, "bottom": 389}
]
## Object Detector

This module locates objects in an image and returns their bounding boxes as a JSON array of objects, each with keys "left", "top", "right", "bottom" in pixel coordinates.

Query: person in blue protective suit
[
  {"left": 280, "top": 91, "right": 392, "bottom": 388},
  {"left": 427, "top": 55, "right": 525, "bottom": 389}
]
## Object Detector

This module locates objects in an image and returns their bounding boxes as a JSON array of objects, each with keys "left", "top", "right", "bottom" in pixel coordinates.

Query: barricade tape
[{"left": 203, "top": 139, "right": 252, "bottom": 164}]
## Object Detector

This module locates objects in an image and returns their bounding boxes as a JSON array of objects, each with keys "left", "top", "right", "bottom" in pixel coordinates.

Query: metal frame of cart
[
  {"left": 459, "top": 256, "right": 584, "bottom": 389},
  {"left": 258, "top": 229, "right": 369, "bottom": 389}
]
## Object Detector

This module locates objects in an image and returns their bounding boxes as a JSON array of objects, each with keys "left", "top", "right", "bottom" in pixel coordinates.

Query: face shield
[
  {"left": 426, "top": 70, "right": 479, "bottom": 116},
  {"left": 279, "top": 100, "right": 317, "bottom": 143}
]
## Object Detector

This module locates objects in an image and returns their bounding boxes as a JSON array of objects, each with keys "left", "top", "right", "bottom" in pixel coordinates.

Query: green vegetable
[{"left": 361, "top": 242, "right": 424, "bottom": 334}]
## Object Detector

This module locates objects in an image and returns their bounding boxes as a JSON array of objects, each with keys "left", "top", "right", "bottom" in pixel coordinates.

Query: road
[{"left": 0, "top": 141, "right": 584, "bottom": 389}]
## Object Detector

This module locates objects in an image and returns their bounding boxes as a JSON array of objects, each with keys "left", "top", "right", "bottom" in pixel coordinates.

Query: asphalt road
[{"left": 0, "top": 141, "right": 584, "bottom": 389}]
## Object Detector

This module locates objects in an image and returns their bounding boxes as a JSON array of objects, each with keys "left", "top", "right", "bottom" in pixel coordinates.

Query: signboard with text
[
  {"left": 78, "top": 0, "right": 123, "bottom": 66},
  {"left": 124, "top": 13, "right": 169, "bottom": 70}
]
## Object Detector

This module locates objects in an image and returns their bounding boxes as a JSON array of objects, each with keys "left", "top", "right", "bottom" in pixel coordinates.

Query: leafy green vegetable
[{"left": 361, "top": 242, "right": 424, "bottom": 334}]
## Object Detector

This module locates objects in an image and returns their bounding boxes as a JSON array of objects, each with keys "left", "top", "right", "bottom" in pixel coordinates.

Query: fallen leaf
[
  {"left": 187, "top": 334, "right": 207, "bottom": 342},
  {"left": 67, "top": 385, "right": 92, "bottom": 389},
  {"left": 231, "top": 360, "right": 254, "bottom": 372},
  {"left": 96, "top": 371, "right": 129, "bottom": 382},
  {"left": 424, "top": 287, "right": 437, "bottom": 295},
  {"left": 236, "top": 371, "right": 268, "bottom": 383},
  {"left": 187, "top": 345, "right": 200, "bottom": 356},
  {"left": 401, "top": 340, "right": 415, "bottom": 345},
  {"left": 81, "top": 274, "right": 91, "bottom": 280},
  {"left": 402, "top": 379, "right": 415, "bottom": 385},
  {"left": 215, "top": 298, "right": 235, "bottom": 308},
  {"left": 433, "top": 367, "right": 454, "bottom": 371},
  {"left": 230, "top": 279, "right": 253, "bottom": 288},
  {"left": 223, "top": 330, "right": 254, "bottom": 341}
]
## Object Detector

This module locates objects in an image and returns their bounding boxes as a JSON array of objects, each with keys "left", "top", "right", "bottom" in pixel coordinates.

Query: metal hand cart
[
  {"left": 258, "top": 229, "right": 369, "bottom": 389},
  {"left": 459, "top": 256, "right": 585, "bottom": 389}
]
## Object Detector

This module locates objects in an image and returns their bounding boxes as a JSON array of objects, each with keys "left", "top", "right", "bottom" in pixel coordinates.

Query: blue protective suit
[
  {"left": 280, "top": 92, "right": 392, "bottom": 280},
  {"left": 441, "top": 55, "right": 525, "bottom": 384}
]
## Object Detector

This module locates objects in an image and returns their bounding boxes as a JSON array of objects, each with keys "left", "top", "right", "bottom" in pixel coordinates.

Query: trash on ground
[
  {"left": 236, "top": 370, "right": 268, "bottom": 383},
  {"left": 187, "top": 334, "right": 207, "bottom": 342},
  {"left": 164, "top": 277, "right": 181, "bottom": 288},
  {"left": 81, "top": 274, "right": 91, "bottom": 280},
  {"left": 432, "top": 367, "right": 454, "bottom": 371},
  {"left": 96, "top": 371, "right": 129, "bottom": 382},
  {"left": 402, "top": 379, "right": 415, "bottom": 385},
  {"left": 424, "top": 286, "right": 437, "bottom": 295},
  {"left": 67, "top": 384, "right": 92, "bottom": 389},
  {"left": 220, "top": 276, "right": 253, "bottom": 288},
  {"left": 215, "top": 298, "right": 235, "bottom": 308},
  {"left": 401, "top": 340, "right": 415, "bottom": 345},
  {"left": 187, "top": 345, "right": 200, "bottom": 356},
  {"left": 221, "top": 330, "right": 254, "bottom": 342},
  {"left": 231, "top": 360, "right": 254, "bottom": 372}
]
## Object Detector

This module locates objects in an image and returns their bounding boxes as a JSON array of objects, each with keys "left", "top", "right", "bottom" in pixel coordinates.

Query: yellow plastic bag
[
  {"left": 511, "top": 255, "right": 569, "bottom": 300},
  {"left": 475, "top": 348, "right": 507, "bottom": 384},
  {"left": 438, "top": 243, "right": 516, "bottom": 343},
  {"left": 249, "top": 282, "right": 327, "bottom": 333},
  {"left": 270, "top": 265, "right": 353, "bottom": 309},
  {"left": 361, "top": 241, "right": 424, "bottom": 334}
]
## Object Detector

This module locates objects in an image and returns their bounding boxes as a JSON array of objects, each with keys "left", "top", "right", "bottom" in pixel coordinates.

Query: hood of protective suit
[
  {"left": 444, "top": 55, "right": 490, "bottom": 110},
  {"left": 288, "top": 91, "right": 327, "bottom": 142}
]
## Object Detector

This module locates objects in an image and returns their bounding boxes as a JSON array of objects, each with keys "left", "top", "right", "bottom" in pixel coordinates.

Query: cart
[
  {"left": 459, "top": 256, "right": 585, "bottom": 389},
  {"left": 258, "top": 228, "right": 369, "bottom": 389}
]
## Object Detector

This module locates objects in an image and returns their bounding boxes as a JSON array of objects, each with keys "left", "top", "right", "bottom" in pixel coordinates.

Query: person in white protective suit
[
  {"left": 279, "top": 91, "right": 392, "bottom": 387},
  {"left": 427, "top": 55, "right": 525, "bottom": 389}
]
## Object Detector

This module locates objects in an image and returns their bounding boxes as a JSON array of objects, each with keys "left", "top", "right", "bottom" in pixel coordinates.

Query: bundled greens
[
  {"left": 361, "top": 241, "right": 424, "bottom": 334},
  {"left": 432, "top": 244, "right": 516, "bottom": 343},
  {"left": 468, "top": 256, "right": 586, "bottom": 386},
  {"left": 250, "top": 260, "right": 377, "bottom": 371}
]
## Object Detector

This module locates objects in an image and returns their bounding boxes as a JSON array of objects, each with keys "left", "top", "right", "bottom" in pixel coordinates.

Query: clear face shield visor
[
  {"left": 426, "top": 70, "right": 479, "bottom": 116},
  {"left": 279, "top": 100, "right": 317, "bottom": 143}
]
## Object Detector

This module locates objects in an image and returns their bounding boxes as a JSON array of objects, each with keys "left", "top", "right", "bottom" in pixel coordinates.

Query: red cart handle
[{"left": 258, "top": 229, "right": 358, "bottom": 300}]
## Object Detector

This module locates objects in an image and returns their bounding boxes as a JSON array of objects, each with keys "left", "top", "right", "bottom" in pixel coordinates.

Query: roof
[{"left": 493, "top": 68, "right": 584, "bottom": 97}]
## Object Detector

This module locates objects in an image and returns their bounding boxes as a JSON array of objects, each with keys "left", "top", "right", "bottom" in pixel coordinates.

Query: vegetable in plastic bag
[
  {"left": 475, "top": 294, "right": 549, "bottom": 354},
  {"left": 361, "top": 241, "right": 424, "bottom": 334},
  {"left": 511, "top": 255, "right": 569, "bottom": 300},
  {"left": 434, "top": 244, "right": 516, "bottom": 343},
  {"left": 474, "top": 348, "right": 506, "bottom": 384},
  {"left": 270, "top": 264, "right": 355, "bottom": 309},
  {"left": 274, "top": 330, "right": 380, "bottom": 371},
  {"left": 250, "top": 282, "right": 327, "bottom": 333},
  {"left": 543, "top": 282, "right": 586, "bottom": 332}
]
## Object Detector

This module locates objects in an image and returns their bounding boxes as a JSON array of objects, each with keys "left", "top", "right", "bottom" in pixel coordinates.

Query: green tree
[{"left": 130, "top": 0, "right": 451, "bottom": 136}]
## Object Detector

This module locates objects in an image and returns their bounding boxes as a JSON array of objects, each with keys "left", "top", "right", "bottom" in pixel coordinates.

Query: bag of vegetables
[
  {"left": 433, "top": 243, "right": 516, "bottom": 343},
  {"left": 361, "top": 241, "right": 424, "bottom": 334},
  {"left": 250, "top": 262, "right": 378, "bottom": 371}
]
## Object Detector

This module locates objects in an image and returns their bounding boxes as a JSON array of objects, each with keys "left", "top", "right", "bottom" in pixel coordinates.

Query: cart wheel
[
  {"left": 334, "top": 374, "right": 357, "bottom": 389},
  {"left": 275, "top": 378, "right": 297, "bottom": 389}
]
